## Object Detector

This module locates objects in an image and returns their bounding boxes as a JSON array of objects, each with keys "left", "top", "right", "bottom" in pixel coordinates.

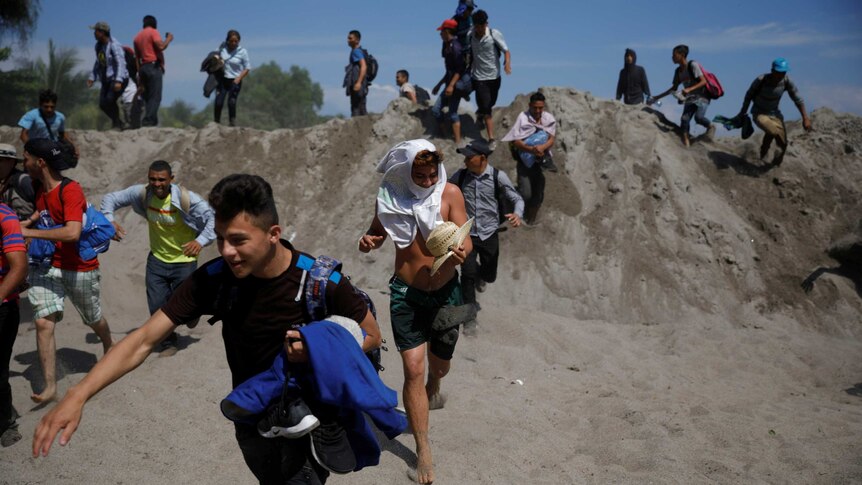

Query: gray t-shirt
[
  {"left": 673, "top": 61, "right": 707, "bottom": 101},
  {"left": 745, "top": 74, "right": 804, "bottom": 116},
  {"left": 470, "top": 28, "right": 509, "bottom": 81}
]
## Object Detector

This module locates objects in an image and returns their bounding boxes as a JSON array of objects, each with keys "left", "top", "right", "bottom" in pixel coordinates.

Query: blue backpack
[
  {"left": 27, "top": 178, "right": 115, "bottom": 263},
  {"left": 207, "top": 253, "right": 387, "bottom": 372}
]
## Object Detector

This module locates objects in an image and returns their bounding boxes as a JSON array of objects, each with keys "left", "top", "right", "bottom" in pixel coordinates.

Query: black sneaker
[
  {"left": 310, "top": 419, "right": 356, "bottom": 474},
  {"left": 257, "top": 397, "right": 320, "bottom": 439}
]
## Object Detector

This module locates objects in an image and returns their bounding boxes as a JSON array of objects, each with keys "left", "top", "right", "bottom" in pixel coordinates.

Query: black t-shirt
[{"left": 162, "top": 240, "right": 369, "bottom": 387}]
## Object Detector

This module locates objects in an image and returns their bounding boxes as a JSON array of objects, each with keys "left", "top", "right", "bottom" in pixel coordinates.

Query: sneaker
[
  {"left": 488, "top": 139, "right": 497, "bottom": 151},
  {"left": 475, "top": 279, "right": 487, "bottom": 293},
  {"left": 257, "top": 397, "right": 320, "bottom": 439},
  {"left": 310, "top": 419, "right": 356, "bottom": 474}
]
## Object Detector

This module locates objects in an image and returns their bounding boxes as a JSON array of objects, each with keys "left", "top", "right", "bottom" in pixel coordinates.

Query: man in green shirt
[{"left": 100, "top": 160, "right": 215, "bottom": 355}]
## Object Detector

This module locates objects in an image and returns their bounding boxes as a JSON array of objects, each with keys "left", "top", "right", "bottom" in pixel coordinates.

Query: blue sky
[{"left": 4, "top": 0, "right": 861, "bottom": 121}]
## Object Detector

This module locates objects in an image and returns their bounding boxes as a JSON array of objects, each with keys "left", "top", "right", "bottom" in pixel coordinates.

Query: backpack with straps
[
  {"left": 123, "top": 46, "right": 138, "bottom": 81},
  {"left": 687, "top": 60, "right": 724, "bottom": 100},
  {"left": 207, "top": 253, "right": 386, "bottom": 372},
  {"left": 38, "top": 113, "right": 78, "bottom": 168},
  {"left": 414, "top": 85, "right": 431, "bottom": 104},
  {"left": 361, "top": 48, "right": 379, "bottom": 84},
  {"left": 27, "top": 178, "right": 115, "bottom": 263},
  {"left": 139, "top": 185, "right": 191, "bottom": 213},
  {"left": 456, "top": 167, "right": 512, "bottom": 225}
]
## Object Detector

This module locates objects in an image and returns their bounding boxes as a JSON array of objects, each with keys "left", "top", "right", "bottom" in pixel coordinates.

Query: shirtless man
[{"left": 359, "top": 139, "right": 472, "bottom": 484}]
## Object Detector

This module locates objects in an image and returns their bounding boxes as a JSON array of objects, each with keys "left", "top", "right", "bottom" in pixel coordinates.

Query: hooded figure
[
  {"left": 375, "top": 139, "right": 446, "bottom": 249},
  {"left": 616, "top": 48, "right": 651, "bottom": 105}
]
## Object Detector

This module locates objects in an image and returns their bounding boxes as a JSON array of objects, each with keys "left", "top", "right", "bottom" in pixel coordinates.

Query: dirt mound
[
  {"left": 2, "top": 87, "right": 860, "bottom": 334},
  {"left": 2, "top": 88, "right": 862, "bottom": 484}
]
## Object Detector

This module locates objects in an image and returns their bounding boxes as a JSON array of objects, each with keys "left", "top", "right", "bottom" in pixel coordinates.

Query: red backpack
[{"left": 689, "top": 61, "right": 724, "bottom": 99}]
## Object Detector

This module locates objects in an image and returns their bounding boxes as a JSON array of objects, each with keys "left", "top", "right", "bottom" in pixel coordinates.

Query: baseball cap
[
  {"left": 89, "top": 21, "right": 111, "bottom": 32},
  {"left": 24, "top": 138, "right": 71, "bottom": 171},
  {"left": 771, "top": 57, "right": 790, "bottom": 73},
  {"left": 0, "top": 143, "right": 22, "bottom": 162},
  {"left": 456, "top": 140, "right": 493, "bottom": 158},
  {"left": 437, "top": 19, "right": 458, "bottom": 31}
]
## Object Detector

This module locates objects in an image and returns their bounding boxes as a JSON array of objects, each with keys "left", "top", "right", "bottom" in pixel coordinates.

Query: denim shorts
[{"left": 388, "top": 274, "right": 464, "bottom": 360}]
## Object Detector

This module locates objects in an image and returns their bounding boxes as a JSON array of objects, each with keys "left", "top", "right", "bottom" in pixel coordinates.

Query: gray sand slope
[{"left": 1, "top": 87, "right": 860, "bottom": 483}]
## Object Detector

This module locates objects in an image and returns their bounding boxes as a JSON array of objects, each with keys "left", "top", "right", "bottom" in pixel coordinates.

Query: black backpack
[
  {"left": 361, "top": 48, "right": 378, "bottom": 83},
  {"left": 415, "top": 85, "right": 431, "bottom": 104},
  {"left": 123, "top": 46, "right": 138, "bottom": 81}
]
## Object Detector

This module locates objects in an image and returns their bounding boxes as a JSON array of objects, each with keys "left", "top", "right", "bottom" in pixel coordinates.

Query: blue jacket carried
[
  {"left": 100, "top": 183, "right": 216, "bottom": 247},
  {"left": 222, "top": 320, "right": 407, "bottom": 472}
]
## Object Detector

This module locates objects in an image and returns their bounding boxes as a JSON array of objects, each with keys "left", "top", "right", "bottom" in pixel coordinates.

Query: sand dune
[{"left": 1, "top": 87, "right": 860, "bottom": 483}]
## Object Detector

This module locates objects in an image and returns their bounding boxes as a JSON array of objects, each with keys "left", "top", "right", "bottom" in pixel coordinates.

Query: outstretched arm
[
  {"left": 359, "top": 210, "right": 387, "bottom": 253},
  {"left": 33, "top": 311, "right": 177, "bottom": 457}
]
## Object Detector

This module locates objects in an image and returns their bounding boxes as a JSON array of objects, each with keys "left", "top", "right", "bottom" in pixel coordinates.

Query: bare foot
[
  {"left": 428, "top": 392, "right": 446, "bottom": 410},
  {"left": 31, "top": 386, "right": 57, "bottom": 403},
  {"left": 408, "top": 445, "right": 435, "bottom": 483}
]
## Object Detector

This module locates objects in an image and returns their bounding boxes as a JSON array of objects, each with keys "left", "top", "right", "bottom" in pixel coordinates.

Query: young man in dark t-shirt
[{"left": 33, "top": 174, "right": 382, "bottom": 484}]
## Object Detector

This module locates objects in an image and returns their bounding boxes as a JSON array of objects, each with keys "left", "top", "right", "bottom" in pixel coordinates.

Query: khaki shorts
[
  {"left": 28, "top": 266, "right": 103, "bottom": 325},
  {"left": 754, "top": 114, "right": 786, "bottom": 146}
]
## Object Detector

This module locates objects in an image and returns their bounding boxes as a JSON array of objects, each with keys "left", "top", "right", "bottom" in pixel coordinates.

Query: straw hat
[{"left": 427, "top": 218, "right": 474, "bottom": 276}]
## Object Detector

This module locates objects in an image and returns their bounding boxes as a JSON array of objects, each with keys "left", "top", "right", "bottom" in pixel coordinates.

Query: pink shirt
[{"left": 133, "top": 27, "right": 165, "bottom": 69}]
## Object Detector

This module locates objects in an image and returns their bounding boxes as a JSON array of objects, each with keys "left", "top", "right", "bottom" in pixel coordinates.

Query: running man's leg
[
  {"left": 476, "top": 233, "right": 500, "bottom": 284},
  {"left": 146, "top": 253, "right": 174, "bottom": 315},
  {"left": 27, "top": 266, "right": 65, "bottom": 403},
  {"left": 460, "top": 237, "right": 481, "bottom": 305},
  {"left": 63, "top": 268, "right": 112, "bottom": 354},
  {"left": 400, "top": 345, "right": 435, "bottom": 484},
  {"left": 32, "top": 315, "right": 58, "bottom": 403}
]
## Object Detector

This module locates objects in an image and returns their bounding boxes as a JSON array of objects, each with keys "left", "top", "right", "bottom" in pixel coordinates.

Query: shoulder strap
[
  {"left": 493, "top": 167, "right": 501, "bottom": 202},
  {"left": 179, "top": 186, "right": 191, "bottom": 213},
  {"left": 488, "top": 29, "right": 502, "bottom": 56},
  {"left": 302, "top": 255, "right": 343, "bottom": 322},
  {"left": 39, "top": 111, "right": 56, "bottom": 139}
]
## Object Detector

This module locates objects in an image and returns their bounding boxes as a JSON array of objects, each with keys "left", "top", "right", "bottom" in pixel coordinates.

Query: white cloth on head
[{"left": 376, "top": 139, "right": 446, "bottom": 249}]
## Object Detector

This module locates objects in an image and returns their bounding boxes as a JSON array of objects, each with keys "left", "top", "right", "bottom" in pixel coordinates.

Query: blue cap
[{"left": 772, "top": 57, "right": 790, "bottom": 73}]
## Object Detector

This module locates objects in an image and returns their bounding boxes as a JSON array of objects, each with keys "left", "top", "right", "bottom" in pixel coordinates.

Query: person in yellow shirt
[{"left": 100, "top": 160, "right": 215, "bottom": 355}]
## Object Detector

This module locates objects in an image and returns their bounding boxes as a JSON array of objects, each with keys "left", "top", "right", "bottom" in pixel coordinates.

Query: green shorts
[
  {"left": 28, "top": 265, "right": 103, "bottom": 325},
  {"left": 388, "top": 274, "right": 464, "bottom": 360}
]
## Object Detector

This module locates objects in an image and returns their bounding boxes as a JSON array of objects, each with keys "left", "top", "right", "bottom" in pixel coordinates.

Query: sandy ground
[{"left": 1, "top": 87, "right": 861, "bottom": 484}]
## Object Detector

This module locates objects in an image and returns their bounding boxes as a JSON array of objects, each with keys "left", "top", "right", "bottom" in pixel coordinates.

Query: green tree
[
  {"left": 235, "top": 62, "right": 325, "bottom": 129},
  {"left": 23, "top": 39, "right": 91, "bottom": 111},
  {"left": 0, "top": 0, "right": 40, "bottom": 45},
  {"left": 160, "top": 99, "right": 209, "bottom": 129},
  {"left": 0, "top": 0, "right": 41, "bottom": 126}
]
